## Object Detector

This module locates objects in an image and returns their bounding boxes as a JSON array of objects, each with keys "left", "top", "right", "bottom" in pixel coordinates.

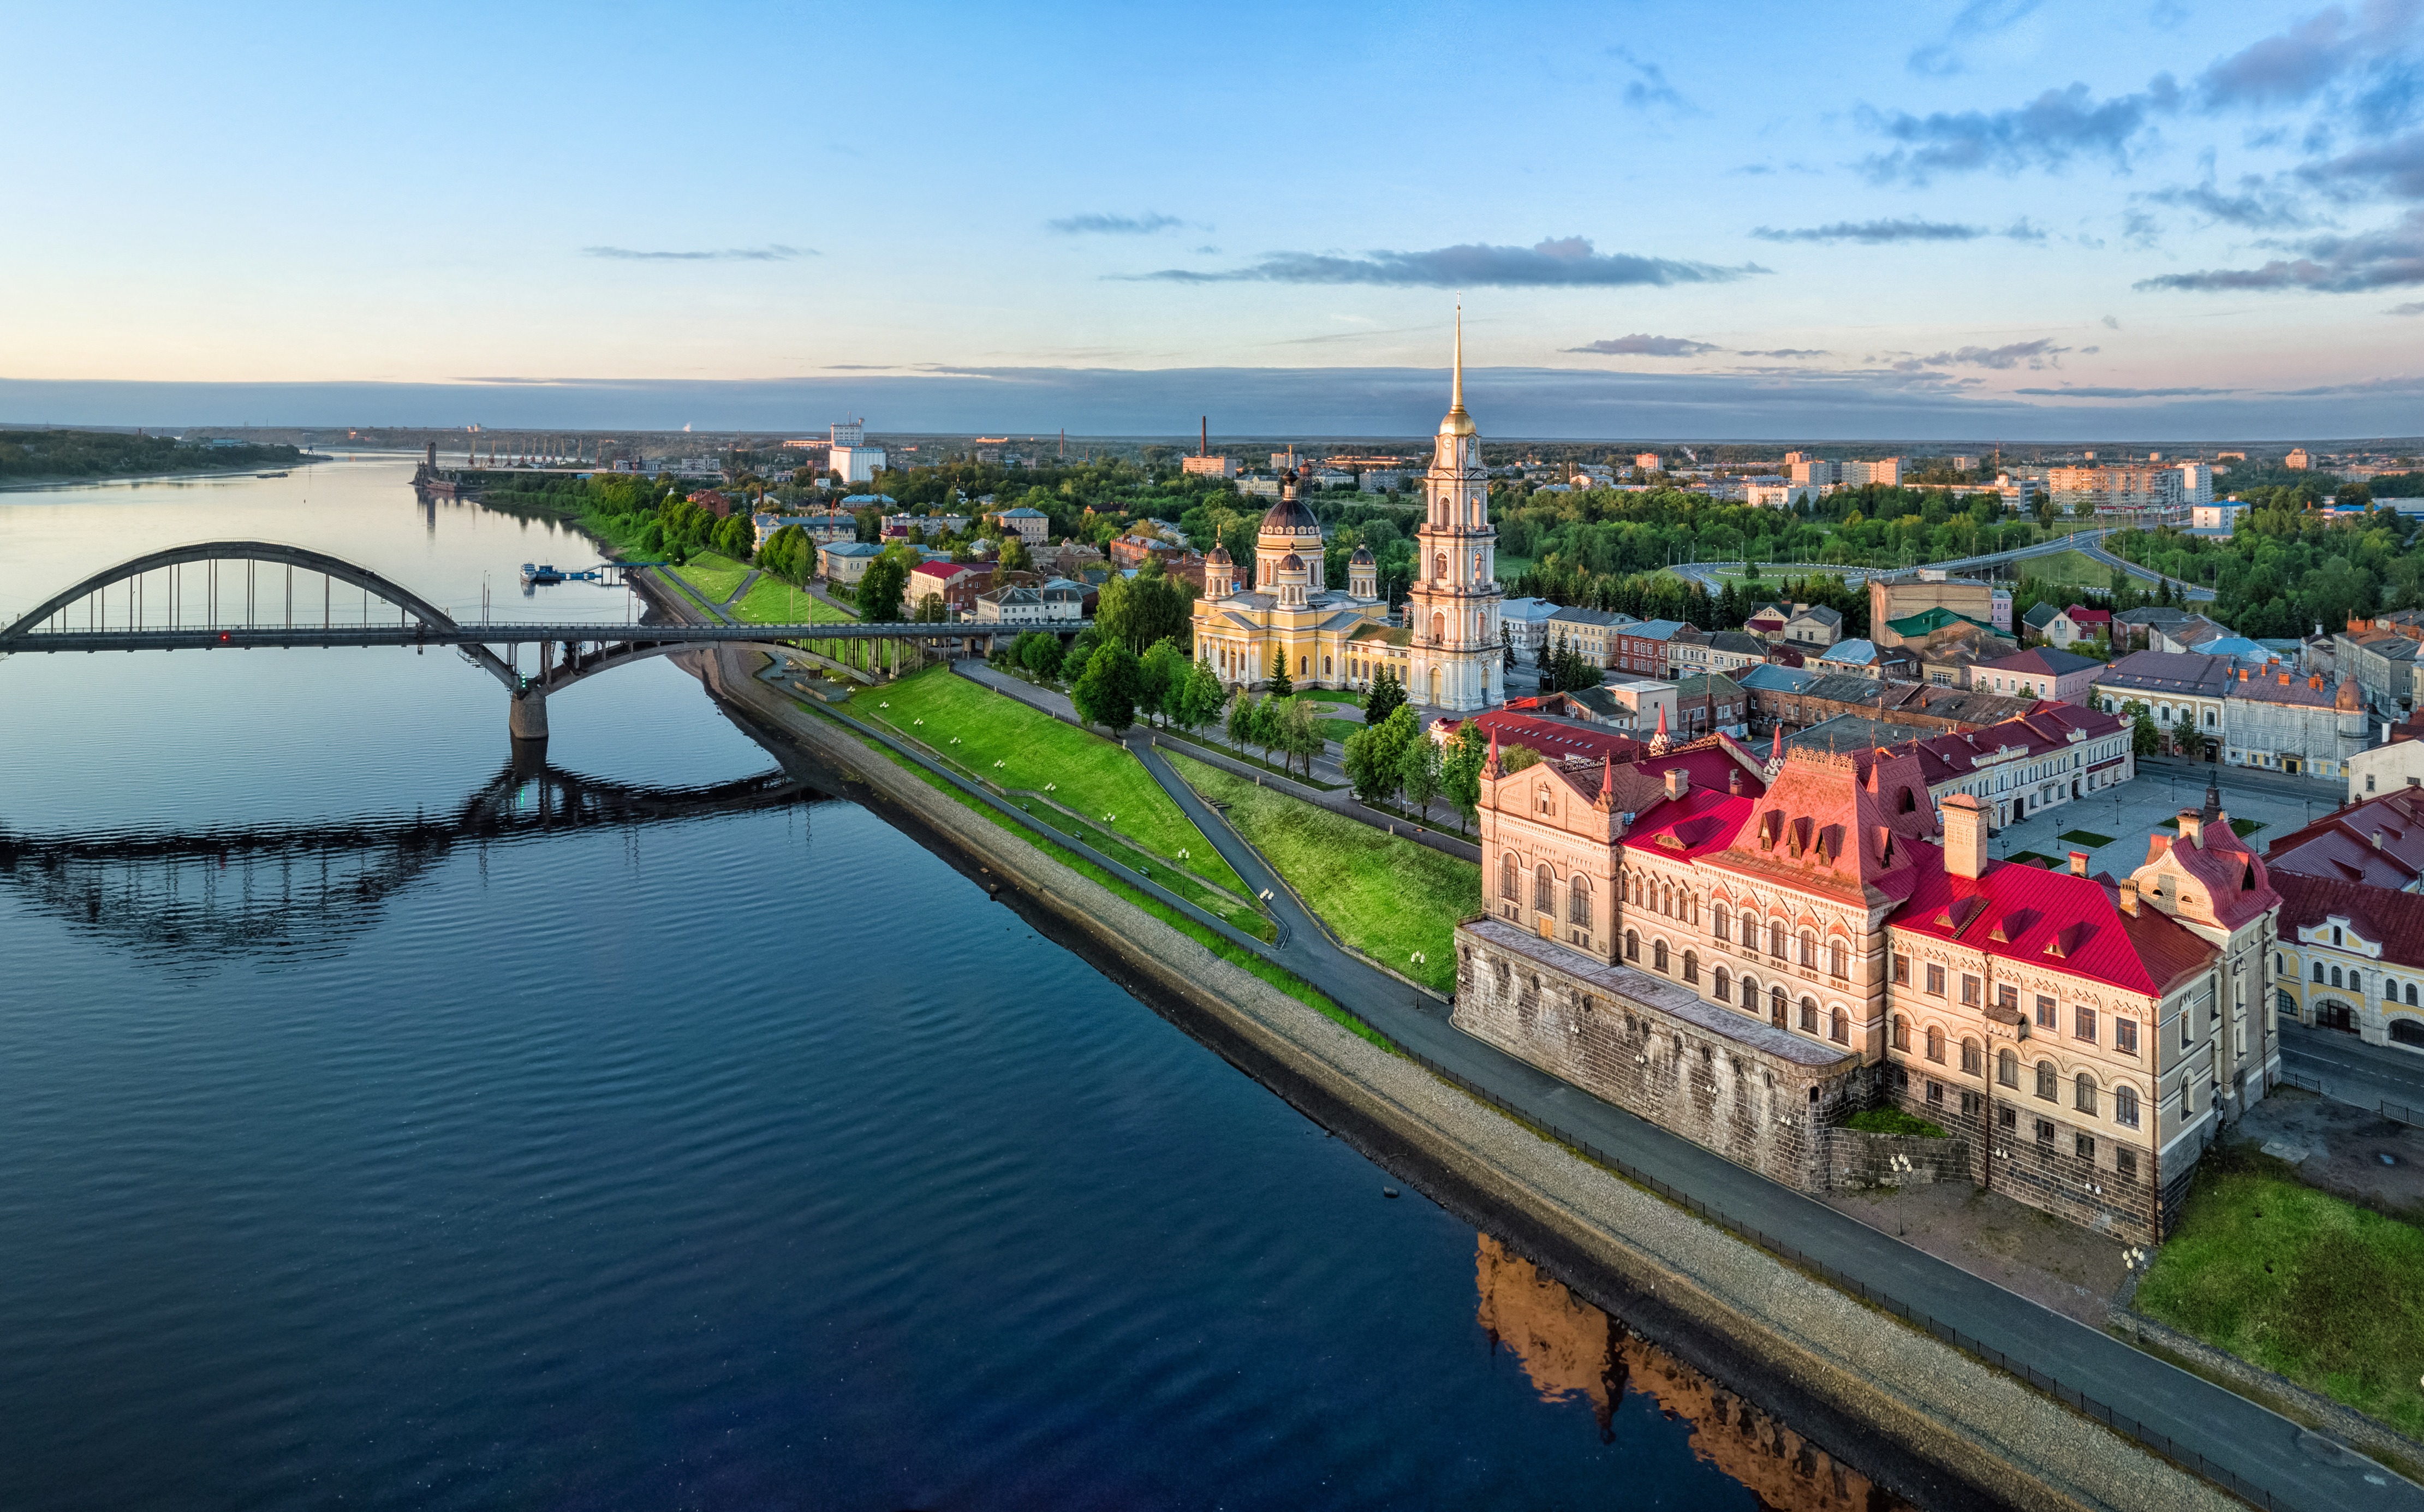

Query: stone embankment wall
[
  {"left": 696, "top": 646, "right": 2235, "bottom": 1512},
  {"left": 1454, "top": 920, "right": 1866, "bottom": 1192},
  {"left": 1827, "top": 1128, "right": 1971, "bottom": 1189}
]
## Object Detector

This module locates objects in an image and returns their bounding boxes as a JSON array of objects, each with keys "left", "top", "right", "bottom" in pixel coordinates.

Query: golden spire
[{"left": 1441, "top": 298, "right": 1476, "bottom": 437}]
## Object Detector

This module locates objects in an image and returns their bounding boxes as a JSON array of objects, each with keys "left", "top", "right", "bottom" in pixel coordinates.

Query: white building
[
  {"left": 2191, "top": 502, "right": 2246, "bottom": 532},
  {"left": 1407, "top": 314, "right": 1506, "bottom": 712},
  {"left": 2349, "top": 739, "right": 2424, "bottom": 801},
  {"left": 2176, "top": 462, "right": 2215, "bottom": 508},
  {"left": 831, "top": 443, "right": 886, "bottom": 484}
]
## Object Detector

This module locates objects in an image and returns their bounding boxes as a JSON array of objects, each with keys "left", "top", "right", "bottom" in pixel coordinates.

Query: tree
[
  {"left": 2121, "top": 699, "right": 2159, "bottom": 758},
  {"left": 1266, "top": 648, "right": 1294, "bottom": 698},
  {"left": 1345, "top": 703, "right": 1414, "bottom": 803},
  {"left": 1225, "top": 688, "right": 1256, "bottom": 753},
  {"left": 857, "top": 553, "right": 912, "bottom": 623},
  {"left": 1501, "top": 620, "right": 1517, "bottom": 670},
  {"left": 1440, "top": 721, "right": 1487, "bottom": 834},
  {"left": 1097, "top": 556, "right": 1195, "bottom": 652},
  {"left": 1278, "top": 696, "right": 1323, "bottom": 778},
  {"left": 1363, "top": 664, "right": 1406, "bottom": 725},
  {"left": 1070, "top": 641, "right": 1141, "bottom": 734},
  {"left": 1398, "top": 717, "right": 1444, "bottom": 817},
  {"left": 1249, "top": 697, "right": 1284, "bottom": 766},
  {"left": 1137, "top": 638, "right": 1188, "bottom": 727},
  {"left": 914, "top": 591, "right": 948, "bottom": 622},
  {"left": 997, "top": 533, "right": 1033, "bottom": 575},
  {"left": 1174, "top": 659, "right": 1225, "bottom": 735},
  {"left": 712, "top": 512, "right": 755, "bottom": 561},
  {"left": 1017, "top": 630, "right": 1063, "bottom": 681}
]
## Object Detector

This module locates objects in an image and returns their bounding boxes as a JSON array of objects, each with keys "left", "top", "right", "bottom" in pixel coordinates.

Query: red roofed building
[
  {"left": 1457, "top": 746, "right": 2280, "bottom": 1241},
  {"left": 906, "top": 559, "right": 985, "bottom": 617},
  {"left": 1887, "top": 701, "right": 2135, "bottom": 830},
  {"left": 2272, "top": 870, "right": 2424, "bottom": 1051},
  {"left": 2262, "top": 788, "right": 2424, "bottom": 892}
]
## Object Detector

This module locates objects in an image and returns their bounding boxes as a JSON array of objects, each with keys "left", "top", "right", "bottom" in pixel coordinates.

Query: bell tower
[{"left": 1407, "top": 305, "right": 1505, "bottom": 712}]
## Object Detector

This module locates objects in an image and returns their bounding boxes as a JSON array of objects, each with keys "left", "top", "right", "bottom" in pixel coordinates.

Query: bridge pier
[{"left": 509, "top": 686, "right": 549, "bottom": 744}]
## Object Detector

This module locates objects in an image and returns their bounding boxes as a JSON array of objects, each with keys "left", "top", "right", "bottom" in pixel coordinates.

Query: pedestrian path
[{"left": 722, "top": 569, "right": 763, "bottom": 607}]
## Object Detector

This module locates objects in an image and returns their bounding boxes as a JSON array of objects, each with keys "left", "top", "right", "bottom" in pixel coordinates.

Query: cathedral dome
[
  {"left": 1206, "top": 543, "right": 1231, "bottom": 564},
  {"left": 1277, "top": 552, "right": 1305, "bottom": 572},
  {"left": 1260, "top": 476, "right": 1320, "bottom": 535},
  {"left": 1349, "top": 543, "right": 1374, "bottom": 563},
  {"left": 2337, "top": 676, "right": 2363, "bottom": 711}
]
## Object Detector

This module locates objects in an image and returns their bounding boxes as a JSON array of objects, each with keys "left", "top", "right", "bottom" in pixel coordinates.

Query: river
[{"left": 0, "top": 457, "right": 1906, "bottom": 1510}]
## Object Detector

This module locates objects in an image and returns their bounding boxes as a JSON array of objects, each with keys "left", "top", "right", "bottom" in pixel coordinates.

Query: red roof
[
  {"left": 1893, "top": 847, "right": 2214, "bottom": 998},
  {"left": 1703, "top": 746, "right": 1940, "bottom": 907},
  {"left": 1624, "top": 789, "right": 1755, "bottom": 862},
  {"left": 2142, "top": 811, "right": 2276, "bottom": 931},
  {"left": 2266, "top": 790, "right": 2424, "bottom": 890},
  {"left": 909, "top": 559, "right": 979, "bottom": 581},
  {"left": 1887, "top": 702, "right": 2127, "bottom": 784},
  {"left": 2064, "top": 605, "right": 2112, "bottom": 626},
  {"left": 2273, "top": 871, "right": 2424, "bottom": 971}
]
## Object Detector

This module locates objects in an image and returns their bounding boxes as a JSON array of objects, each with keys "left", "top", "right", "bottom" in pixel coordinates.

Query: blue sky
[{"left": 7, "top": 0, "right": 2422, "bottom": 438}]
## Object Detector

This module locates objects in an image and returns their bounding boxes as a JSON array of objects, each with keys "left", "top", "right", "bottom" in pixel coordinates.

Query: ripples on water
[{"left": 0, "top": 462, "right": 1899, "bottom": 1509}]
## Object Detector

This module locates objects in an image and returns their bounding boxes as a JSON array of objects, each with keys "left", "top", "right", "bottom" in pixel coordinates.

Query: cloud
[
  {"left": 2195, "top": 3, "right": 2424, "bottom": 127},
  {"left": 1896, "top": 338, "right": 2071, "bottom": 370},
  {"left": 2143, "top": 173, "right": 2320, "bottom": 227},
  {"left": 1749, "top": 217, "right": 2046, "bottom": 243},
  {"left": 1612, "top": 46, "right": 1696, "bottom": 112},
  {"left": 581, "top": 244, "right": 812, "bottom": 261},
  {"left": 2014, "top": 384, "right": 2240, "bottom": 397},
  {"left": 1563, "top": 334, "right": 1722, "bottom": 356},
  {"left": 1859, "top": 78, "right": 2177, "bottom": 183},
  {"left": 1047, "top": 212, "right": 1187, "bottom": 235},
  {"left": 1906, "top": 0, "right": 2046, "bottom": 75},
  {"left": 2301, "top": 127, "right": 2424, "bottom": 200},
  {"left": 1736, "top": 348, "right": 1833, "bottom": 358},
  {"left": 2103, "top": 314, "right": 2122, "bottom": 328},
  {"left": 2393, "top": 300, "right": 2424, "bottom": 312},
  {"left": 2134, "top": 206, "right": 2424, "bottom": 290},
  {"left": 1126, "top": 236, "right": 1767, "bottom": 288}
]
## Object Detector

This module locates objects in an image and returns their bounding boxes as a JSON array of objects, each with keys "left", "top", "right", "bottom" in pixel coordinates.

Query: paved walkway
[{"left": 722, "top": 568, "right": 763, "bottom": 606}]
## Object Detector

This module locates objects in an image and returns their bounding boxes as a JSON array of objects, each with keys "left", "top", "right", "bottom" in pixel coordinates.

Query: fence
[
  {"left": 1345, "top": 1011, "right": 2309, "bottom": 1511},
  {"left": 2279, "top": 1068, "right": 2424, "bottom": 1129}
]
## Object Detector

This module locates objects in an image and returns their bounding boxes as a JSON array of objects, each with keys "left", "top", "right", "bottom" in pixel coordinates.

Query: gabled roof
[
  {"left": 1348, "top": 623, "right": 1413, "bottom": 645},
  {"left": 1889, "top": 606, "right": 1993, "bottom": 637},
  {"left": 2063, "top": 605, "right": 2112, "bottom": 626},
  {"left": 1787, "top": 605, "right": 1845, "bottom": 627},
  {"left": 1736, "top": 663, "right": 1817, "bottom": 693},
  {"left": 2141, "top": 805, "right": 2278, "bottom": 932},
  {"left": 1625, "top": 618, "right": 1692, "bottom": 640},
  {"left": 909, "top": 559, "right": 979, "bottom": 581},
  {"left": 2022, "top": 603, "right": 2061, "bottom": 628},
  {"left": 1674, "top": 671, "right": 1746, "bottom": 699},
  {"left": 1708, "top": 630, "right": 1771, "bottom": 655},
  {"left": 2117, "top": 606, "right": 2194, "bottom": 626},
  {"left": 1703, "top": 745, "right": 1940, "bottom": 906},
  {"left": 821, "top": 540, "right": 882, "bottom": 557},
  {"left": 1983, "top": 647, "right": 2101, "bottom": 676},
  {"left": 1818, "top": 639, "right": 1879, "bottom": 664},
  {"left": 2273, "top": 871, "right": 2424, "bottom": 971},
  {"left": 1893, "top": 849, "right": 2214, "bottom": 999},
  {"left": 2094, "top": 650, "right": 2240, "bottom": 698},
  {"left": 2266, "top": 790, "right": 2424, "bottom": 890}
]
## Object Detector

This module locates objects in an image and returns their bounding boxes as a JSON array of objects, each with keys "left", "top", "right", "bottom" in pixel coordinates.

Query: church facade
[{"left": 1191, "top": 319, "right": 1505, "bottom": 711}]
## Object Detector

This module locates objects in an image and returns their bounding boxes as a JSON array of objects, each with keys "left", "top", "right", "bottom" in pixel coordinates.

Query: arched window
[
  {"left": 1499, "top": 853, "right": 1518, "bottom": 900},
  {"left": 1535, "top": 865, "right": 1555, "bottom": 912},
  {"left": 1741, "top": 910, "right": 1757, "bottom": 947},
  {"left": 1891, "top": 1015, "right": 1909, "bottom": 1051},
  {"left": 1660, "top": 885, "right": 1672, "bottom": 917},
  {"left": 1829, "top": 938, "right": 1848, "bottom": 979},
  {"left": 1798, "top": 932, "right": 1817, "bottom": 968},
  {"left": 2314, "top": 961, "right": 2325, "bottom": 983},
  {"left": 2410, "top": 984, "right": 2419, "bottom": 1007},
  {"left": 1653, "top": 939, "right": 1670, "bottom": 973},
  {"left": 1714, "top": 966, "right": 1731, "bottom": 1000},
  {"left": 2332, "top": 965, "right": 2344, "bottom": 989},
  {"left": 1768, "top": 921, "right": 1786, "bottom": 957},
  {"left": 1926, "top": 1026, "right": 1945, "bottom": 1063},
  {"left": 1741, "top": 975, "right": 1758, "bottom": 1010},
  {"left": 1961, "top": 1038, "right": 1982, "bottom": 1076},
  {"left": 1683, "top": 951, "right": 1700, "bottom": 985},
  {"left": 1568, "top": 874, "right": 1592, "bottom": 927},
  {"left": 1713, "top": 910, "right": 1730, "bottom": 943},
  {"left": 1431, "top": 611, "right": 1446, "bottom": 642},
  {"left": 1798, "top": 997, "right": 1819, "bottom": 1033},
  {"left": 2075, "top": 1073, "right": 2099, "bottom": 1115},
  {"left": 2114, "top": 1083, "right": 2140, "bottom": 1128},
  {"left": 1998, "top": 1048, "right": 2020, "bottom": 1088},
  {"left": 1624, "top": 930, "right": 1639, "bottom": 961},
  {"left": 1771, "top": 986, "right": 1787, "bottom": 1021},
  {"left": 2035, "top": 1060, "right": 2057, "bottom": 1101},
  {"left": 1434, "top": 553, "right": 1448, "bottom": 580}
]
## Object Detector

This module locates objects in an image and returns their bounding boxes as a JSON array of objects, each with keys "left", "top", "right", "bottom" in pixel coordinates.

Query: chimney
[
  {"left": 2177, "top": 810, "right": 2204, "bottom": 846},
  {"left": 1729, "top": 768, "right": 1743, "bottom": 795},
  {"left": 2118, "top": 879, "right": 2140, "bottom": 916},
  {"left": 1942, "top": 792, "right": 1988, "bottom": 880},
  {"left": 1665, "top": 768, "right": 1690, "bottom": 801},
  {"left": 2069, "top": 849, "right": 2088, "bottom": 876},
  {"left": 1199, "top": 416, "right": 1207, "bottom": 458},
  {"left": 2375, "top": 830, "right": 2386, "bottom": 849}
]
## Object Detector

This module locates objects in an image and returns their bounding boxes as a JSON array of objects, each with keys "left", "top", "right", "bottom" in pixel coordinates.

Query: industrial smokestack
[{"left": 1200, "top": 416, "right": 1207, "bottom": 457}]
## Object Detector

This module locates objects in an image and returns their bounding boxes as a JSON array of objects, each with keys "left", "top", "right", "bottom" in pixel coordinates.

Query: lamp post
[{"left": 1890, "top": 1152, "right": 1915, "bottom": 1236}]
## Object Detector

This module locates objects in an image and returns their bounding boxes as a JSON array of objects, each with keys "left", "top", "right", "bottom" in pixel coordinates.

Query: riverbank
[{"left": 689, "top": 638, "right": 2249, "bottom": 1512}]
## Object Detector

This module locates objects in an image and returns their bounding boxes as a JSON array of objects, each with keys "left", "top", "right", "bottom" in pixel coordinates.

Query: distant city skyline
[{"left": 9, "top": 0, "right": 2422, "bottom": 436}]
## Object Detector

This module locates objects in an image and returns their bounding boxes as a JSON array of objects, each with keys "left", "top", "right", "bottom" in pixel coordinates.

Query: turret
[
  {"left": 1204, "top": 543, "right": 1236, "bottom": 599},
  {"left": 1348, "top": 543, "right": 1377, "bottom": 602}
]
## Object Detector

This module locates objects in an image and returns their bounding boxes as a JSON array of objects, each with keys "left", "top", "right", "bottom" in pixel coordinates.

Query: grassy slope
[
  {"left": 859, "top": 668, "right": 1249, "bottom": 896},
  {"left": 1169, "top": 752, "right": 1479, "bottom": 993},
  {"left": 728, "top": 574, "right": 854, "bottom": 624},
  {"left": 2135, "top": 1142, "right": 2424, "bottom": 1436},
  {"left": 819, "top": 709, "right": 1385, "bottom": 1047},
  {"left": 668, "top": 551, "right": 752, "bottom": 603},
  {"left": 2019, "top": 548, "right": 2120, "bottom": 589}
]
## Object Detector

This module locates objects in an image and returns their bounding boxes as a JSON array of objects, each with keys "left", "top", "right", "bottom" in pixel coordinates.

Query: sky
[{"left": 5, "top": 0, "right": 2423, "bottom": 439}]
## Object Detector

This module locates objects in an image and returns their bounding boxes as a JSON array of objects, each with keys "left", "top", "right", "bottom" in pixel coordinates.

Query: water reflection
[
  {"left": 0, "top": 761, "right": 817, "bottom": 963},
  {"left": 1476, "top": 1234, "right": 1905, "bottom": 1510}
]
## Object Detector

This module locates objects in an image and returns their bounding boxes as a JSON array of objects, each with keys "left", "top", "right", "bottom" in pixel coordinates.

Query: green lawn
[
  {"left": 1316, "top": 717, "right": 1361, "bottom": 742},
  {"left": 2157, "top": 815, "right": 2267, "bottom": 837},
  {"left": 2135, "top": 1141, "right": 2424, "bottom": 1436},
  {"left": 2007, "top": 850, "right": 2063, "bottom": 868},
  {"left": 2057, "top": 829, "right": 2117, "bottom": 848},
  {"left": 669, "top": 551, "right": 752, "bottom": 603},
  {"left": 2017, "top": 547, "right": 2121, "bottom": 589},
  {"left": 1170, "top": 752, "right": 1479, "bottom": 992},
  {"left": 859, "top": 668, "right": 1248, "bottom": 896},
  {"left": 1291, "top": 688, "right": 1362, "bottom": 707},
  {"left": 729, "top": 574, "right": 854, "bottom": 624}
]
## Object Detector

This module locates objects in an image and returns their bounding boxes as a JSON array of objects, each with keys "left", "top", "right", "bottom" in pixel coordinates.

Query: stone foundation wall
[
  {"left": 1455, "top": 922, "right": 1865, "bottom": 1192},
  {"left": 1827, "top": 1128, "right": 1970, "bottom": 1189},
  {"left": 1877, "top": 1067, "right": 2159, "bottom": 1245}
]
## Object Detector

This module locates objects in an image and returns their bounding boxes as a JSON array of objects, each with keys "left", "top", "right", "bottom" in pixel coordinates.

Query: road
[{"left": 2281, "top": 1022, "right": 2424, "bottom": 1117}]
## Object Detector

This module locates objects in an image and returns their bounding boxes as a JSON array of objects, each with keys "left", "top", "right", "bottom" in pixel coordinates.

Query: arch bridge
[{"left": 0, "top": 541, "right": 1083, "bottom": 741}]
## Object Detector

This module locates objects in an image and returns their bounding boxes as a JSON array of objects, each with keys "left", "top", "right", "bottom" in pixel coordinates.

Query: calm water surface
[{"left": 0, "top": 460, "right": 1894, "bottom": 1509}]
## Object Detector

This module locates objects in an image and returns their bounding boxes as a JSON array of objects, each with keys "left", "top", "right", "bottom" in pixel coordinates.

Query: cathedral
[{"left": 1191, "top": 316, "right": 1506, "bottom": 711}]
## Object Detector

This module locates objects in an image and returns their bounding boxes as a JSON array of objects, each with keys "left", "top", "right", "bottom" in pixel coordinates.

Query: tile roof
[
  {"left": 2273, "top": 871, "right": 2424, "bottom": 971},
  {"left": 2063, "top": 606, "right": 2112, "bottom": 626},
  {"left": 1703, "top": 745, "right": 1941, "bottom": 907},
  {"left": 1893, "top": 848, "right": 2215, "bottom": 998}
]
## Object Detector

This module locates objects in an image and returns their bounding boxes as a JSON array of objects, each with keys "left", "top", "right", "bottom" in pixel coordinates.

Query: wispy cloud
[
  {"left": 2300, "top": 127, "right": 2424, "bottom": 200},
  {"left": 1907, "top": 0, "right": 2046, "bottom": 77},
  {"left": 1611, "top": 45, "right": 1696, "bottom": 113},
  {"left": 1737, "top": 348, "right": 1832, "bottom": 358},
  {"left": 1563, "top": 334, "right": 1722, "bottom": 356},
  {"left": 1859, "top": 78, "right": 2178, "bottom": 183},
  {"left": 1047, "top": 212, "right": 1188, "bottom": 235},
  {"left": 2195, "top": 2, "right": 2424, "bottom": 132},
  {"left": 1750, "top": 217, "right": 2045, "bottom": 243},
  {"left": 582, "top": 243, "right": 812, "bottom": 261},
  {"left": 2135, "top": 206, "right": 2424, "bottom": 290},
  {"left": 2015, "top": 384, "right": 2237, "bottom": 397},
  {"left": 2142, "top": 160, "right": 2321, "bottom": 228},
  {"left": 1895, "top": 338, "right": 2071, "bottom": 371},
  {"left": 1125, "top": 236, "right": 1767, "bottom": 288},
  {"left": 2392, "top": 300, "right": 2424, "bottom": 313}
]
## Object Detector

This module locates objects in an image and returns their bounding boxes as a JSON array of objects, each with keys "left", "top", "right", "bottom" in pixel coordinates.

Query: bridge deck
[{"left": 0, "top": 620, "right": 1073, "bottom": 651}]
